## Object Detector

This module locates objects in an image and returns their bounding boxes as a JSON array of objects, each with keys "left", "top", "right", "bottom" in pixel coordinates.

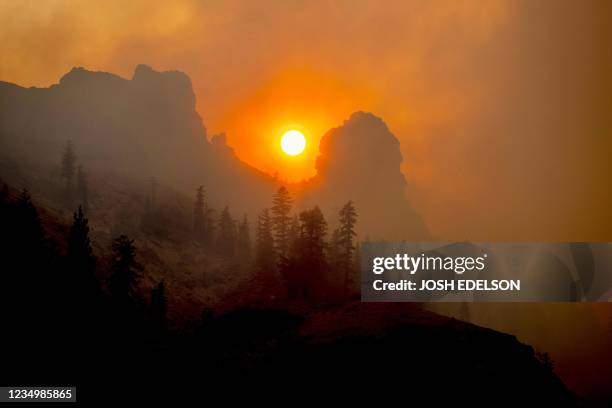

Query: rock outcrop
[{"left": 299, "top": 111, "right": 428, "bottom": 239}]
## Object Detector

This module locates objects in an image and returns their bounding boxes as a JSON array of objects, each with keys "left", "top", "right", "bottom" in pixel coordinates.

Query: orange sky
[
  {"left": 0, "top": 0, "right": 508, "bottom": 181},
  {"left": 1, "top": 0, "right": 610, "bottom": 240}
]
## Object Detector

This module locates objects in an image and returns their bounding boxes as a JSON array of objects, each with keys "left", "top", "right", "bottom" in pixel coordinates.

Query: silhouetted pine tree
[
  {"left": 338, "top": 201, "right": 358, "bottom": 295},
  {"left": 67, "top": 206, "right": 99, "bottom": 302},
  {"left": 282, "top": 206, "right": 328, "bottom": 298},
  {"left": 255, "top": 208, "right": 275, "bottom": 273},
  {"left": 3, "top": 189, "right": 49, "bottom": 300},
  {"left": 1, "top": 189, "right": 62, "bottom": 353},
  {"left": 109, "top": 235, "right": 143, "bottom": 308},
  {"left": 237, "top": 214, "right": 251, "bottom": 261},
  {"left": 15, "top": 189, "right": 47, "bottom": 266},
  {"left": 150, "top": 280, "right": 167, "bottom": 331},
  {"left": 216, "top": 206, "right": 235, "bottom": 257},
  {"left": 193, "top": 185, "right": 215, "bottom": 245},
  {"left": 328, "top": 227, "right": 342, "bottom": 270},
  {"left": 271, "top": 186, "right": 292, "bottom": 262},
  {"left": 288, "top": 215, "right": 299, "bottom": 248},
  {"left": 76, "top": 166, "right": 89, "bottom": 213},
  {"left": 536, "top": 352, "right": 554, "bottom": 371},
  {"left": 298, "top": 206, "right": 327, "bottom": 264},
  {"left": 61, "top": 140, "right": 76, "bottom": 191}
]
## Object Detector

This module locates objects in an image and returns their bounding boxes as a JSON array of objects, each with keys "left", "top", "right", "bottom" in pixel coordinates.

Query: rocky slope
[{"left": 0, "top": 65, "right": 276, "bottom": 217}]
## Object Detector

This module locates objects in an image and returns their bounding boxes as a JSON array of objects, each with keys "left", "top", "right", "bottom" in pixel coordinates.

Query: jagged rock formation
[
  {"left": 0, "top": 66, "right": 428, "bottom": 239},
  {"left": 0, "top": 65, "right": 275, "bottom": 216},
  {"left": 298, "top": 111, "right": 429, "bottom": 239}
]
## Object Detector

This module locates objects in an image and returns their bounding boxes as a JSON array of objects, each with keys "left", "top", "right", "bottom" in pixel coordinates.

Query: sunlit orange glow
[{"left": 217, "top": 67, "right": 374, "bottom": 182}]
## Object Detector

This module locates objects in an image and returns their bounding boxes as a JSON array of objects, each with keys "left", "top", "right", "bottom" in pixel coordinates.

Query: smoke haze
[{"left": 1, "top": 0, "right": 610, "bottom": 238}]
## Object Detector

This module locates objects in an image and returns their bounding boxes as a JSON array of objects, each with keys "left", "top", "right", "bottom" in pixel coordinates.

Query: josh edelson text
[{"left": 371, "top": 253, "right": 521, "bottom": 292}]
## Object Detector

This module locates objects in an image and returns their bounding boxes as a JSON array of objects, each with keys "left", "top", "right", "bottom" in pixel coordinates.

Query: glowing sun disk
[{"left": 280, "top": 129, "right": 306, "bottom": 156}]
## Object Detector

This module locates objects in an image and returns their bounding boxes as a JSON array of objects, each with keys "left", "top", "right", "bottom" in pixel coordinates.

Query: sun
[{"left": 280, "top": 129, "right": 306, "bottom": 156}]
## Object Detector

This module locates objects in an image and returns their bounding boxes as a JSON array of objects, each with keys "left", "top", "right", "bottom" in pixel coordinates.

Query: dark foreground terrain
[
  {"left": 4, "top": 304, "right": 574, "bottom": 405},
  {"left": 0, "top": 183, "right": 573, "bottom": 405}
]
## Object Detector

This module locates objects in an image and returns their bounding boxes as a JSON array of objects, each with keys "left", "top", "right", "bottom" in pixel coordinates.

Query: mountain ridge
[{"left": 0, "top": 64, "right": 428, "bottom": 239}]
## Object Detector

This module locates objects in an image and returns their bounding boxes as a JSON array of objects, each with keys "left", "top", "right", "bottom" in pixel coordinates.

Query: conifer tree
[
  {"left": 76, "top": 166, "right": 89, "bottom": 213},
  {"left": 288, "top": 215, "right": 299, "bottom": 248},
  {"left": 109, "top": 235, "right": 143, "bottom": 307},
  {"left": 328, "top": 227, "right": 342, "bottom": 270},
  {"left": 237, "top": 214, "right": 251, "bottom": 260},
  {"left": 216, "top": 206, "right": 235, "bottom": 257},
  {"left": 255, "top": 208, "right": 275, "bottom": 272},
  {"left": 4, "top": 189, "right": 57, "bottom": 316},
  {"left": 11, "top": 190, "right": 48, "bottom": 289},
  {"left": 271, "top": 186, "right": 292, "bottom": 261},
  {"left": 15, "top": 189, "right": 46, "bottom": 257},
  {"left": 338, "top": 201, "right": 358, "bottom": 293},
  {"left": 193, "top": 186, "right": 215, "bottom": 245},
  {"left": 282, "top": 206, "right": 328, "bottom": 298},
  {"left": 67, "top": 206, "right": 98, "bottom": 298},
  {"left": 3, "top": 190, "right": 57, "bottom": 335},
  {"left": 298, "top": 206, "right": 328, "bottom": 263},
  {"left": 193, "top": 186, "right": 205, "bottom": 237}
]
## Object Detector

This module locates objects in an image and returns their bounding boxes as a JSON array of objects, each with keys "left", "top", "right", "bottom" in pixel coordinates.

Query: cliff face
[
  {"left": 0, "top": 65, "right": 276, "bottom": 215},
  {"left": 1, "top": 65, "right": 198, "bottom": 176},
  {"left": 299, "top": 111, "right": 429, "bottom": 240}
]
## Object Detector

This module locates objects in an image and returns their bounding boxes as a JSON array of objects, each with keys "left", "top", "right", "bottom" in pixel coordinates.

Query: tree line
[
  {"left": 0, "top": 141, "right": 362, "bottom": 385},
  {"left": 58, "top": 140, "right": 360, "bottom": 306},
  {"left": 251, "top": 186, "right": 359, "bottom": 300},
  {"left": 192, "top": 185, "right": 251, "bottom": 260},
  {"left": 189, "top": 183, "right": 359, "bottom": 300}
]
